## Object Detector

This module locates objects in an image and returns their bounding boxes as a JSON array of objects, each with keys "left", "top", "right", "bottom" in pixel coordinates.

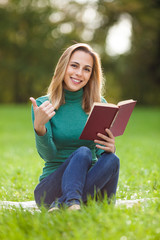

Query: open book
[{"left": 79, "top": 99, "right": 137, "bottom": 140}]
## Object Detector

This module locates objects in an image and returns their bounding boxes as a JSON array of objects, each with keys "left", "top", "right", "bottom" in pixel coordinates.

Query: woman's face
[{"left": 63, "top": 50, "right": 93, "bottom": 92}]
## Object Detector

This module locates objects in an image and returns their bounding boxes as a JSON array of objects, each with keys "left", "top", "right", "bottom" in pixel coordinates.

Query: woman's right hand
[{"left": 30, "top": 97, "right": 56, "bottom": 136}]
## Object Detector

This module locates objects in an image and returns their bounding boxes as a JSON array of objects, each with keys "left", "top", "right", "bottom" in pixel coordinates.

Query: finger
[
  {"left": 40, "top": 107, "right": 56, "bottom": 120},
  {"left": 38, "top": 102, "right": 53, "bottom": 115},
  {"left": 43, "top": 103, "right": 55, "bottom": 112},
  {"left": 94, "top": 139, "right": 114, "bottom": 147},
  {"left": 95, "top": 144, "right": 114, "bottom": 153},
  {"left": 96, "top": 133, "right": 115, "bottom": 143},
  {"left": 30, "top": 97, "right": 38, "bottom": 108},
  {"left": 44, "top": 104, "right": 56, "bottom": 115},
  {"left": 40, "top": 100, "right": 51, "bottom": 108},
  {"left": 45, "top": 106, "right": 55, "bottom": 114},
  {"left": 105, "top": 128, "right": 114, "bottom": 139},
  {"left": 40, "top": 104, "right": 55, "bottom": 119},
  {"left": 43, "top": 104, "right": 56, "bottom": 119},
  {"left": 49, "top": 111, "right": 56, "bottom": 119}
]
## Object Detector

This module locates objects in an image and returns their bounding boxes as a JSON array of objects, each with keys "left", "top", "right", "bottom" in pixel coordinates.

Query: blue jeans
[{"left": 34, "top": 146, "right": 120, "bottom": 208}]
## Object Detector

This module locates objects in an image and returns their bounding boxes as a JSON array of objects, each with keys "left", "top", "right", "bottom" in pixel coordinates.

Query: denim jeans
[{"left": 34, "top": 146, "right": 120, "bottom": 208}]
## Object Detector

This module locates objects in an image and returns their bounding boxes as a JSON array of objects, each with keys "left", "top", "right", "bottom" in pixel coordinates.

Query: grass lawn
[{"left": 0, "top": 104, "right": 160, "bottom": 240}]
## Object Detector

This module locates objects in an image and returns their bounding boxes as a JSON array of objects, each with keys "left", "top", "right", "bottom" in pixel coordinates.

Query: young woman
[{"left": 30, "top": 43, "right": 120, "bottom": 211}]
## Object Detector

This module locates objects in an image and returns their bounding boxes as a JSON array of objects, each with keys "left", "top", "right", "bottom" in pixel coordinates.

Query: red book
[{"left": 79, "top": 99, "right": 137, "bottom": 140}]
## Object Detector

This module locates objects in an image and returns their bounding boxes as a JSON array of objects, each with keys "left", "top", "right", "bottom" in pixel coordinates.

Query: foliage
[
  {"left": 0, "top": 0, "right": 84, "bottom": 102},
  {"left": 0, "top": 0, "right": 160, "bottom": 104},
  {"left": 0, "top": 104, "right": 160, "bottom": 239},
  {"left": 96, "top": 0, "right": 160, "bottom": 104},
  {"left": 0, "top": 200, "right": 160, "bottom": 240}
]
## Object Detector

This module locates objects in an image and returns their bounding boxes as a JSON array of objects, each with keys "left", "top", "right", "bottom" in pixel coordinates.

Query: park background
[
  {"left": 0, "top": 0, "right": 160, "bottom": 240},
  {"left": 0, "top": 0, "right": 160, "bottom": 105}
]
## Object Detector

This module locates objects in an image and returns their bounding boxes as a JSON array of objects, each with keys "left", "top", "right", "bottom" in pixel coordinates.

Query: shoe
[
  {"left": 68, "top": 204, "right": 81, "bottom": 211},
  {"left": 48, "top": 206, "right": 59, "bottom": 213}
]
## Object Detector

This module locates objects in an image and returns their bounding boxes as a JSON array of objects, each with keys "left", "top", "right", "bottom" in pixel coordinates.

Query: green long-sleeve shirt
[{"left": 31, "top": 88, "right": 106, "bottom": 181}]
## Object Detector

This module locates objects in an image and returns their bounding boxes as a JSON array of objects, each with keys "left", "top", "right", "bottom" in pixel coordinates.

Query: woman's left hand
[{"left": 94, "top": 128, "right": 115, "bottom": 153}]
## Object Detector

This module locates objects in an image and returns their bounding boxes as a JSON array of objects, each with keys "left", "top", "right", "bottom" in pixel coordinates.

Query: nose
[{"left": 76, "top": 68, "right": 83, "bottom": 76}]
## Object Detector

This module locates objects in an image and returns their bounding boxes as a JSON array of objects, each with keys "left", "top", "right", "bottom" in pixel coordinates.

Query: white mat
[{"left": 0, "top": 198, "right": 156, "bottom": 211}]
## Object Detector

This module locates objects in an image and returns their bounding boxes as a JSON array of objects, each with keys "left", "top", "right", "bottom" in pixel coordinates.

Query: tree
[
  {"left": 0, "top": 0, "right": 85, "bottom": 103},
  {"left": 0, "top": 0, "right": 160, "bottom": 105},
  {"left": 94, "top": 0, "right": 160, "bottom": 104}
]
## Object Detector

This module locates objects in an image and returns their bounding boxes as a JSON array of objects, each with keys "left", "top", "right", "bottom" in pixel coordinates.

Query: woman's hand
[
  {"left": 30, "top": 97, "right": 56, "bottom": 136},
  {"left": 94, "top": 128, "right": 115, "bottom": 153}
]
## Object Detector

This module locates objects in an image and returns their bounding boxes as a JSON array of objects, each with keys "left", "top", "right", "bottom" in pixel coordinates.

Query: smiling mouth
[{"left": 70, "top": 77, "right": 82, "bottom": 83}]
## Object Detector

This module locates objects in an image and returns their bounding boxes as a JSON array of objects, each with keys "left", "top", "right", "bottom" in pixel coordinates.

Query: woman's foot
[
  {"left": 68, "top": 204, "right": 81, "bottom": 211},
  {"left": 48, "top": 206, "right": 59, "bottom": 212},
  {"left": 48, "top": 201, "right": 59, "bottom": 212}
]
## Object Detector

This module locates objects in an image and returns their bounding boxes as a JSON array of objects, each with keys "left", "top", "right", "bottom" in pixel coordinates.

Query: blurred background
[{"left": 0, "top": 0, "right": 160, "bottom": 105}]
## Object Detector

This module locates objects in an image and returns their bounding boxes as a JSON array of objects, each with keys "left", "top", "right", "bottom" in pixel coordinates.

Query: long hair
[{"left": 47, "top": 43, "right": 104, "bottom": 113}]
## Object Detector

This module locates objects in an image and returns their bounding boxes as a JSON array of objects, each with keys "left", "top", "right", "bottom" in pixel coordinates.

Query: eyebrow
[{"left": 71, "top": 61, "right": 93, "bottom": 69}]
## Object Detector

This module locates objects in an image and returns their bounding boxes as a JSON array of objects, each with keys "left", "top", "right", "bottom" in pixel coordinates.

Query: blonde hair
[{"left": 47, "top": 43, "right": 103, "bottom": 113}]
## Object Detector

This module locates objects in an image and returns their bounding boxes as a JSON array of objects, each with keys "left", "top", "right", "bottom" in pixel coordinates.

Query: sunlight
[
  {"left": 106, "top": 14, "right": 132, "bottom": 56},
  {"left": 0, "top": 0, "right": 8, "bottom": 4}
]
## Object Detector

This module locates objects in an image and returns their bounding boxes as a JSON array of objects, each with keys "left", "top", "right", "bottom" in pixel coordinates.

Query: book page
[
  {"left": 117, "top": 99, "right": 135, "bottom": 106},
  {"left": 93, "top": 102, "right": 118, "bottom": 108}
]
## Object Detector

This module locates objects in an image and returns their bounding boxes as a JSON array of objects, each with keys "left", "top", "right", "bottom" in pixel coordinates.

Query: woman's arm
[{"left": 30, "top": 97, "right": 57, "bottom": 161}]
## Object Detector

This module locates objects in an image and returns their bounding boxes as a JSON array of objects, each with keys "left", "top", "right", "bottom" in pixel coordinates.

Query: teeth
[
  {"left": 73, "top": 79, "right": 81, "bottom": 83},
  {"left": 71, "top": 78, "right": 81, "bottom": 83}
]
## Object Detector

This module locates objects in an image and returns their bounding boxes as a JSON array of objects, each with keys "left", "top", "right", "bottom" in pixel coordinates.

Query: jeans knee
[
  {"left": 113, "top": 154, "right": 120, "bottom": 171},
  {"left": 78, "top": 146, "right": 92, "bottom": 157},
  {"left": 34, "top": 186, "right": 41, "bottom": 206},
  {"left": 77, "top": 146, "right": 92, "bottom": 165},
  {"left": 101, "top": 152, "right": 120, "bottom": 173}
]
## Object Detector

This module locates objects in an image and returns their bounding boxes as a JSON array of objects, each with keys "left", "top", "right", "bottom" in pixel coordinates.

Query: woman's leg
[
  {"left": 34, "top": 146, "right": 92, "bottom": 208},
  {"left": 82, "top": 152, "right": 120, "bottom": 203},
  {"left": 59, "top": 146, "right": 92, "bottom": 207}
]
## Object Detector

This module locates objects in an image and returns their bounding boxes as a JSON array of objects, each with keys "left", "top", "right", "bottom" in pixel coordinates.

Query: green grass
[{"left": 0, "top": 104, "right": 160, "bottom": 240}]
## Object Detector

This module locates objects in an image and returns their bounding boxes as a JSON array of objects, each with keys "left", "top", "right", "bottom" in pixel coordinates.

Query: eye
[
  {"left": 71, "top": 64, "right": 77, "bottom": 68},
  {"left": 84, "top": 68, "right": 91, "bottom": 72}
]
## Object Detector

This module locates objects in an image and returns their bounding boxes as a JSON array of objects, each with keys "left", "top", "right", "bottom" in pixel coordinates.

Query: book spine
[{"left": 110, "top": 110, "right": 119, "bottom": 129}]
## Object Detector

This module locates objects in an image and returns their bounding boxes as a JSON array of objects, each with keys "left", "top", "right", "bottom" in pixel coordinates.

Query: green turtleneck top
[{"left": 31, "top": 88, "right": 106, "bottom": 181}]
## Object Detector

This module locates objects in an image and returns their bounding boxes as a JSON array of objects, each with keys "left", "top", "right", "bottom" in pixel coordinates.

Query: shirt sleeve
[
  {"left": 95, "top": 96, "right": 107, "bottom": 158},
  {"left": 31, "top": 97, "right": 57, "bottom": 162}
]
